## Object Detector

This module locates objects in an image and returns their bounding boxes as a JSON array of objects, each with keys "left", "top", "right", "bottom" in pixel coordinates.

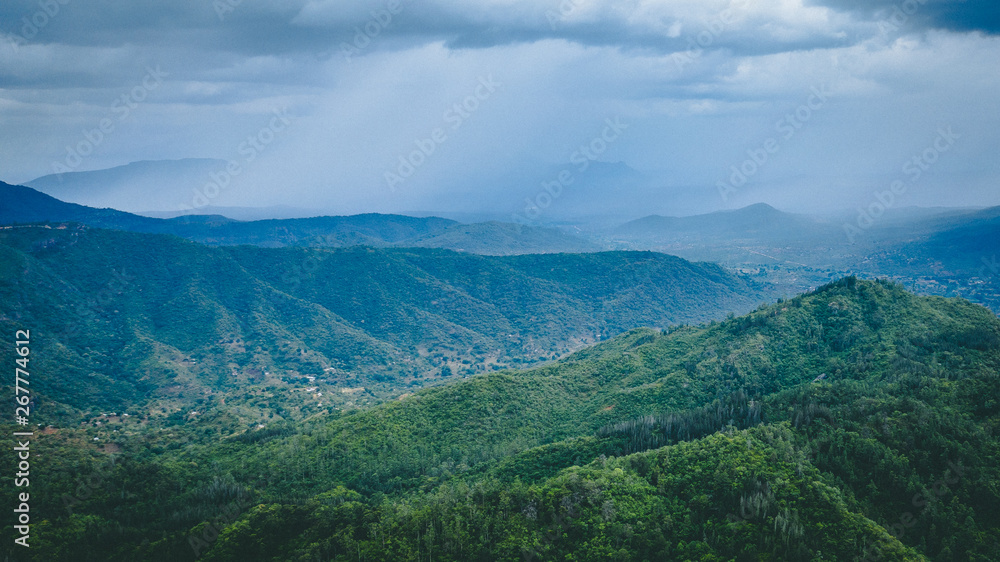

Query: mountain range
[
  {"left": 0, "top": 181, "right": 598, "bottom": 255},
  {"left": 613, "top": 202, "right": 999, "bottom": 272},
  {"left": 0, "top": 176, "right": 998, "bottom": 560},
  {"left": 610, "top": 202, "right": 1000, "bottom": 311},
  {"left": 5, "top": 277, "right": 997, "bottom": 560},
  {"left": 6, "top": 177, "right": 998, "bottom": 312},
  {"left": 25, "top": 159, "right": 231, "bottom": 213},
  {"left": 0, "top": 224, "right": 766, "bottom": 419}
]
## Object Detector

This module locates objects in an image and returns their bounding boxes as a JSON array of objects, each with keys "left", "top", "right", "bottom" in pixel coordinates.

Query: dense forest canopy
[{"left": 1, "top": 271, "right": 998, "bottom": 560}]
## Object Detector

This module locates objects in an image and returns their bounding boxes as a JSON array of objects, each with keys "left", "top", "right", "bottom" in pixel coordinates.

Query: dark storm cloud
[
  {"left": 294, "top": 0, "right": 861, "bottom": 58},
  {"left": 810, "top": 0, "right": 1000, "bottom": 34},
  {"left": 0, "top": 0, "right": 992, "bottom": 72},
  {"left": 0, "top": 1, "right": 323, "bottom": 58},
  {"left": 1, "top": 0, "right": 855, "bottom": 66},
  {"left": 0, "top": 0, "right": 859, "bottom": 98}
]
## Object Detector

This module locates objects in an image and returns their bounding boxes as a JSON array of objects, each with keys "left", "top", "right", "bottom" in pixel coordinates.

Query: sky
[{"left": 0, "top": 0, "right": 998, "bottom": 220}]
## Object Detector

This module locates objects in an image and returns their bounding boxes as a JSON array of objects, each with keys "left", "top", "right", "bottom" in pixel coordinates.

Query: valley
[
  {"left": 7, "top": 3, "right": 999, "bottom": 559},
  {"left": 604, "top": 203, "right": 1000, "bottom": 313},
  {"left": 0, "top": 220, "right": 767, "bottom": 423},
  {"left": 0, "top": 185, "right": 998, "bottom": 561},
  {"left": 2, "top": 277, "right": 998, "bottom": 560}
]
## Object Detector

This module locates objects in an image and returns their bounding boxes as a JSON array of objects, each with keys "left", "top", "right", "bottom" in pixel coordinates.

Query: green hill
[
  {"left": 0, "top": 182, "right": 600, "bottom": 255},
  {"left": 0, "top": 225, "right": 764, "bottom": 419},
  {"left": 403, "top": 221, "right": 601, "bottom": 254},
  {"left": 198, "top": 278, "right": 1000, "bottom": 560},
  {"left": 4, "top": 277, "right": 998, "bottom": 560},
  {"left": 213, "top": 277, "right": 1000, "bottom": 498}
]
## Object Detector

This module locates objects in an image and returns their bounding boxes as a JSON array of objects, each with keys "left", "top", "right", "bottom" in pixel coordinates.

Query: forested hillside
[
  {"left": 609, "top": 203, "right": 1000, "bottom": 314},
  {"left": 0, "top": 224, "right": 764, "bottom": 420},
  {"left": 0, "top": 183, "right": 596, "bottom": 255},
  {"left": 3, "top": 278, "right": 997, "bottom": 560}
]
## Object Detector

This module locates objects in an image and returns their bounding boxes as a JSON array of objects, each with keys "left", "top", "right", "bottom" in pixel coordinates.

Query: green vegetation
[
  {"left": 1, "top": 275, "right": 998, "bottom": 560},
  {"left": 0, "top": 182, "right": 596, "bottom": 255},
  {"left": 611, "top": 203, "right": 1000, "bottom": 315},
  {"left": 0, "top": 225, "right": 764, "bottom": 423},
  {"left": 402, "top": 221, "right": 600, "bottom": 254}
]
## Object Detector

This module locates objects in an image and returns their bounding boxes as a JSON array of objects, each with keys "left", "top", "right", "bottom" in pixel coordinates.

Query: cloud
[
  {"left": 0, "top": 0, "right": 997, "bottom": 216},
  {"left": 290, "top": 0, "right": 860, "bottom": 56},
  {"left": 0, "top": 0, "right": 868, "bottom": 62},
  {"left": 809, "top": 0, "right": 1000, "bottom": 34}
]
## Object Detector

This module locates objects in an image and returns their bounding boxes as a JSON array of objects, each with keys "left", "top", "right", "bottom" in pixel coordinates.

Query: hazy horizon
[
  {"left": 8, "top": 165, "right": 996, "bottom": 226},
  {"left": 2, "top": 0, "right": 998, "bottom": 219}
]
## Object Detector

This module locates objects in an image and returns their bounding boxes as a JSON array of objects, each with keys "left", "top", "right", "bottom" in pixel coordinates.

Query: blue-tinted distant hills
[
  {"left": 615, "top": 203, "right": 834, "bottom": 242},
  {"left": 608, "top": 201, "right": 1000, "bottom": 311},
  {"left": 26, "top": 158, "right": 228, "bottom": 212},
  {"left": 613, "top": 201, "right": 999, "bottom": 271},
  {"left": 0, "top": 181, "right": 599, "bottom": 255}
]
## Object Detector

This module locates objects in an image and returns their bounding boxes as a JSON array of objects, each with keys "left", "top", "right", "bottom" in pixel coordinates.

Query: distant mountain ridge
[
  {"left": 616, "top": 203, "right": 834, "bottom": 241},
  {"left": 405, "top": 221, "right": 601, "bottom": 254},
  {"left": 0, "top": 182, "right": 598, "bottom": 255},
  {"left": 26, "top": 158, "right": 229, "bottom": 212},
  {"left": 0, "top": 225, "right": 767, "bottom": 415},
  {"left": 612, "top": 201, "right": 1000, "bottom": 283},
  {"left": 879, "top": 207, "right": 1000, "bottom": 275},
  {"left": 140, "top": 205, "right": 322, "bottom": 221}
]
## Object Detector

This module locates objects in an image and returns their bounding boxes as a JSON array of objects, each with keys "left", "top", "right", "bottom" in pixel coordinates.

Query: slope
[
  {"left": 1, "top": 182, "right": 603, "bottom": 255},
  {"left": 214, "top": 277, "right": 1000, "bottom": 498},
  {"left": 403, "top": 221, "right": 601, "bottom": 255},
  {"left": 26, "top": 158, "right": 228, "bottom": 212},
  {"left": 9, "top": 278, "right": 998, "bottom": 560},
  {"left": 615, "top": 203, "right": 836, "bottom": 243},
  {"left": 0, "top": 225, "right": 765, "bottom": 419},
  {"left": 204, "top": 278, "right": 1000, "bottom": 560}
]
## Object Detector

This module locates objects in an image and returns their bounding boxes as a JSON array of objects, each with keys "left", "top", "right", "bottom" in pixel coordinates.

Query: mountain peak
[
  {"left": 732, "top": 202, "right": 782, "bottom": 215},
  {"left": 25, "top": 158, "right": 230, "bottom": 213}
]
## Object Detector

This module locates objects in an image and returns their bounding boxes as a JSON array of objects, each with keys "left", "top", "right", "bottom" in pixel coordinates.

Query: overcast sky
[{"left": 1, "top": 0, "right": 997, "bottom": 218}]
